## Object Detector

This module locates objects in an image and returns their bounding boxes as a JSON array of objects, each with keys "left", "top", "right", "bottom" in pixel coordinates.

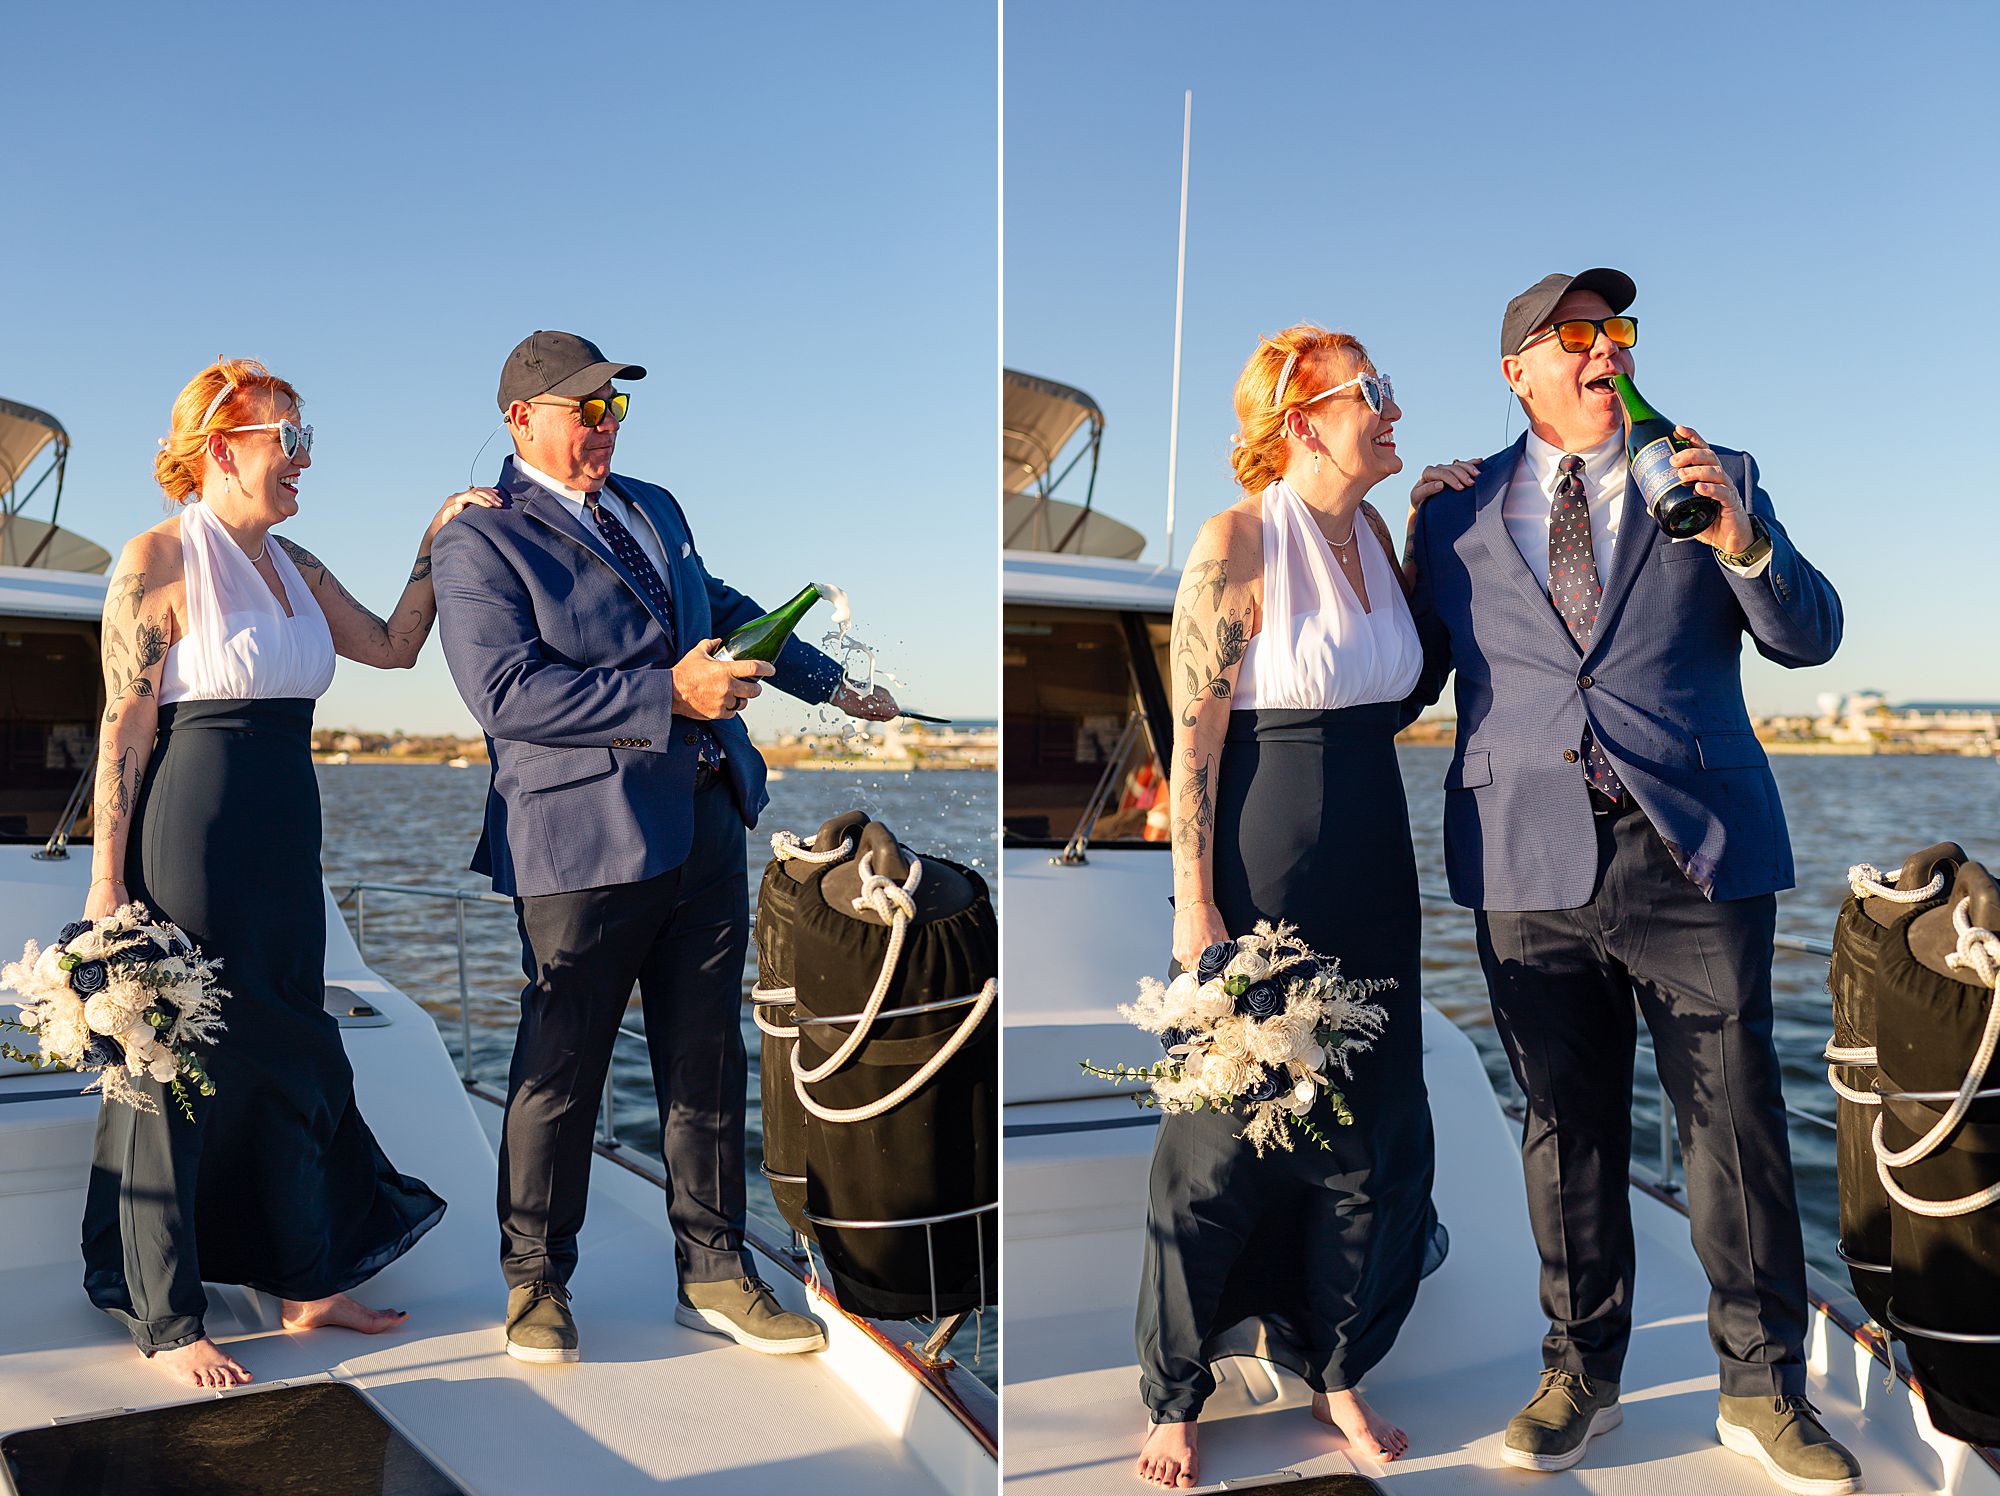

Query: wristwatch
[{"left": 1713, "top": 515, "right": 1771, "bottom": 570}]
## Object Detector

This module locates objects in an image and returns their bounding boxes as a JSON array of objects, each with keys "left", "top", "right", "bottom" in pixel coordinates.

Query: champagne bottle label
[{"left": 1628, "top": 436, "right": 1687, "bottom": 517}]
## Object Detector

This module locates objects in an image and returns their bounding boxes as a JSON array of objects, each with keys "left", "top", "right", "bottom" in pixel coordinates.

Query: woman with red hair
[
  {"left": 1135, "top": 327, "right": 1443, "bottom": 1486},
  {"left": 78, "top": 358, "right": 496, "bottom": 1388}
]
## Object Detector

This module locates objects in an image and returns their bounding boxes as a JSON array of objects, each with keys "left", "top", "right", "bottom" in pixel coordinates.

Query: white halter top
[
  {"left": 1233, "top": 479, "right": 1423, "bottom": 711},
  {"left": 158, "top": 501, "right": 337, "bottom": 704}
]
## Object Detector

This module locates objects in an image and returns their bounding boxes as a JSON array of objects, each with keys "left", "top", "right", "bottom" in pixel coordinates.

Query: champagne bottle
[
  {"left": 715, "top": 583, "right": 826, "bottom": 662},
  {"left": 1611, "top": 374, "right": 1721, "bottom": 539}
]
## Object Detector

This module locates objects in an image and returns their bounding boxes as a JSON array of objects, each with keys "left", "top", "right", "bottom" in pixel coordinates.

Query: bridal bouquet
[
  {"left": 1082, "top": 920, "right": 1391, "bottom": 1154},
  {"left": 1, "top": 904, "right": 225, "bottom": 1117}
]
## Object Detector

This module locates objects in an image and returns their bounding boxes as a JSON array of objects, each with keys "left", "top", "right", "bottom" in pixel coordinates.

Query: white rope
[
  {"left": 790, "top": 852, "right": 922, "bottom": 1086},
  {"left": 1869, "top": 896, "right": 2000, "bottom": 1217},
  {"left": 770, "top": 831, "right": 856, "bottom": 865},
  {"left": 1848, "top": 862, "right": 1946, "bottom": 903},
  {"left": 792, "top": 980, "right": 997, "bottom": 1124},
  {"left": 1824, "top": 1072, "right": 1880, "bottom": 1104}
]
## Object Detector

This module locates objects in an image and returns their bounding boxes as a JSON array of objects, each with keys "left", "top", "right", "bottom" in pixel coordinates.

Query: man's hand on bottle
[
  {"left": 1669, "top": 427, "right": 1755, "bottom": 554},
  {"left": 673, "top": 640, "right": 773, "bottom": 720},
  {"left": 832, "top": 681, "right": 900, "bottom": 721}
]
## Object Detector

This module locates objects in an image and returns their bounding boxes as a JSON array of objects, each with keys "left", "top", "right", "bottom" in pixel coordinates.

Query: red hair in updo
[
  {"left": 154, "top": 358, "right": 302, "bottom": 504},
  {"left": 1228, "top": 325, "right": 1369, "bottom": 494}
]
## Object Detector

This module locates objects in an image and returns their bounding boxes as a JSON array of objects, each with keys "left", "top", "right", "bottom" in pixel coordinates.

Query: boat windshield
[
  {"left": 0, "top": 618, "right": 98, "bottom": 844},
  {"left": 1003, "top": 605, "right": 1171, "bottom": 848}
]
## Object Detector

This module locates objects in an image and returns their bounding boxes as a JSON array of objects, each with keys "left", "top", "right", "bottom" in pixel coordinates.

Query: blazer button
[
  {"left": 637, "top": 738, "right": 651, "bottom": 748},
  {"left": 1563, "top": 748, "right": 1579, "bottom": 763},
  {"left": 1578, "top": 674, "right": 1594, "bottom": 689},
  {"left": 683, "top": 732, "right": 697, "bottom": 745}
]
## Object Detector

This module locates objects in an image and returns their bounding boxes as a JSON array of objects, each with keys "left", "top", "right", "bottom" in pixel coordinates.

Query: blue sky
[
  {"left": 1005, "top": 0, "right": 1999, "bottom": 714},
  {"left": 4, "top": 1, "right": 995, "bottom": 736}
]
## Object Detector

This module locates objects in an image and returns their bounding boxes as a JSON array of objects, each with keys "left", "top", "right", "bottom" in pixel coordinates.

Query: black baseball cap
[
  {"left": 496, "top": 331, "right": 646, "bottom": 412},
  {"left": 1500, "top": 268, "right": 1637, "bottom": 358}
]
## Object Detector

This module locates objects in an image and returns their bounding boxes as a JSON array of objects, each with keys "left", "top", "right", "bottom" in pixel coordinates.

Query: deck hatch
[{"left": 1, "top": 1380, "right": 466, "bottom": 1495}]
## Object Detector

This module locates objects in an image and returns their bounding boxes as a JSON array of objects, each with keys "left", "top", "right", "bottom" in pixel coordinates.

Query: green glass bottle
[
  {"left": 1612, "top": 373, "right": 1720, "bottom": 539},
  {"left": 715, "top": 583, "right": 825, "bottom": 662}
]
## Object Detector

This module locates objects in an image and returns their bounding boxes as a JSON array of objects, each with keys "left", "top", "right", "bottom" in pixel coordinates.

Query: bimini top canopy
[
  {"left": 1002, "top": 370, "right": 1144, "bottom": 561},
  {"left": 0, "top": 397, "right": 108, "bottom": 574}
]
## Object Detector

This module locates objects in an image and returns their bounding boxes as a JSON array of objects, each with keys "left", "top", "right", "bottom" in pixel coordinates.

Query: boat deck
[
  {"left": 0, "top": 857, "right": 976, "bottom": 1494},
  {"left": 1002, "top": 1005, "right": 1998, "bottom": 1496}
]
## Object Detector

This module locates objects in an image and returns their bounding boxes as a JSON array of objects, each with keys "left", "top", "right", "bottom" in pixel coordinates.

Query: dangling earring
[{"left": 1313, "top": 446, "right": 1322, "bottom": 476}]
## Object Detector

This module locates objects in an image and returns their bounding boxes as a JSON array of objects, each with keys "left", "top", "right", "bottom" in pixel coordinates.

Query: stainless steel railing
[
  {"left": 1415, "top": 884, "right": 1838, "bottom": 1195},
  {"left": 332, "top": 880, "right": 643, "bottom": 1148}
]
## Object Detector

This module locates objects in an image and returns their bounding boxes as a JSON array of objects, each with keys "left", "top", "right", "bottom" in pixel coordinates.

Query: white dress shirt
[
  {"left": 512, "top": 454, "right": 675, "bottom": 582},
  {"left": 1502, "top": 429, "right": 1770, "bottom": 587}
]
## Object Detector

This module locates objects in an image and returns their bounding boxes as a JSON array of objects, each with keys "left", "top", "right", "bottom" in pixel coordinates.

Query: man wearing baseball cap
[
  {"left": 1404, "top": 275, "right": 1856, "bottom": 1492},
  {"left": 431, "top": 331, "right": 897, "bottom": 1366}
]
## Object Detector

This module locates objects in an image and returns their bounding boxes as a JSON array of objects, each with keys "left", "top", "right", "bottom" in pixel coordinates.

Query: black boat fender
[
  {"left": 1828, "top": 844, "right": 1967, "bottom": 1319},
  {"left": 784, "top": 821, "right": 998, "bottom": 1322},
  {"left": 1868, "top": 858, "right": 2000, "bottom": 1446},
  {"left": 752, "top": 811, "right": 873, "bottom": 1242}
]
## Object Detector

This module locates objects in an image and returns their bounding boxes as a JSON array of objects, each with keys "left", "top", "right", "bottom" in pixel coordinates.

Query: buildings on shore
[
  {"left": 310, "top": 719, "right": 998, "bottom": 770},
  {"left": 1399, "top": 695, "right": 1999, "bottom": 757}
]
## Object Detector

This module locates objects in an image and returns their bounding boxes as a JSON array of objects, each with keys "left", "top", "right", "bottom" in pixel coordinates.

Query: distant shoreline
[{"left": 311, "top": 752, "right": 994, "bottom": 771}]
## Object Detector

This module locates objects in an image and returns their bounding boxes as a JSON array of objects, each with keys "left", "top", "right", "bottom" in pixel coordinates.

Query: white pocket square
[{"left": 681, "top": 542, "right": 692, "bottom": 558}]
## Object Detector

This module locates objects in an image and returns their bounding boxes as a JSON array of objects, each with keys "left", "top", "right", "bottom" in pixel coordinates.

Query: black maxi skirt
[
  {"left": 1137, "top": 704, "right": 1441, "bottom": 1422},
  {"left": 81, "top": 698, "right": 445, "bottom": 1354}
]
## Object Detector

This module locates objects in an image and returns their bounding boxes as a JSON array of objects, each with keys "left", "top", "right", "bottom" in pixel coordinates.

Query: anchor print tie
[
  {"left": 585, "top": 492, "right": 723, "bottom": 768},
  {"left": 1548, "top": 454, "right": 1623, "bottom": 800}
]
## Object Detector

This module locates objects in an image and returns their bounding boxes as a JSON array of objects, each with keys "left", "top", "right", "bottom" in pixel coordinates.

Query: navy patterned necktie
[
  {"left": 584, "top": 492, "right": 723, "bottom": 767},
  {"left": 584, "top": 492, "right": 676, "bottom": 643},
  {"left": 1548, "top": 454, "right": 1624, "bottom": 800}
]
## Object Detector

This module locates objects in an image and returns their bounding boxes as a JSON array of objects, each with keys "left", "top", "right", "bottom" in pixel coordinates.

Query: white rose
[
  {"left": 1224, "top": 950, "right": 1270, "bottom": 984},
  {"left": 148, "top": 1052, "right": 178, "bottom": 1084}
]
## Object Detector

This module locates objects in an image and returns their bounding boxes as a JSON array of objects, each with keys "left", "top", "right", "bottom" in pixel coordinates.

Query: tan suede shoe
[
  {"left": 505, "top": 1280, "right": 579, "bottom": 1364},
  {"left": 1501, "top": 1369, "right": 1622, "bottom": 1472},
  {"left": 1717, "top": 1393, "right": 1862, "bottom": 1495},
  {"left": 676, "top": 1276, "right": 826, "bottom": 1354}
]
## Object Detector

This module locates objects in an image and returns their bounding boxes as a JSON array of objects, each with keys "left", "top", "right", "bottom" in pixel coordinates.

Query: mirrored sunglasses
[
  {"left": 1519, "top": 316, "right": 1639, "bottom": 355},
  {"left": 530, "top": 391, "right": 630, "bottom": 428}
]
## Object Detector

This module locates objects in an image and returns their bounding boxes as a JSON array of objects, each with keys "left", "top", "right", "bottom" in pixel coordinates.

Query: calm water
[
  {"left": 1396, "top": 745, "right": 2000, "bottom": 1286},
  {"left": 317, "top": 763, "right": 998, "bottom": 1378}
]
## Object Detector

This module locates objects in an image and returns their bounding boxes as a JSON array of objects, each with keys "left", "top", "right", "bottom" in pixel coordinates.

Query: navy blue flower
[
  {"left": 1235, "top": 980, "right": 1284, "bottom": 1020},
  {"left": 81, "top": 1035, "right": 124, "bottom": 1069},
  {"left": 1195, "top": 941, "right": 1234, "bottom": 983},
  {"left": 1285, "top": 958, "right": 1321, "bottom": 988},
  {"left": 68, "top": 960, "right": 109, "bottom": 996},
  {"left": 117, "top": 938, "right": 167, "bottom": 967},
  {"left": 1160, "top": 1027, "right": 1194, "bottom": 1056},
  {"left": 1239, "top": 1070, "right": 1284, "bottom": 1103},
  {"left": 56, "top": 920, "right": 90, "bottom": 946}
]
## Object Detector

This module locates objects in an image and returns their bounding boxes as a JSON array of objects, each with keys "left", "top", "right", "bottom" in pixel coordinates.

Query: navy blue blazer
[
  {"left": 1407, "top": 436, "right": 1842, "bottom": 910},
  {"left": 430, "top": 457, "right": 844, "bottom": 898}
]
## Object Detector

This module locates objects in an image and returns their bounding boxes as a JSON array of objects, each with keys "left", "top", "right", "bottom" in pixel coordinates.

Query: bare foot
[
  {"left": 1314, "top": 1387, "right": 1408, "bottom": 1462},
  {"left": 151, "top": 1337, "right": 252, "bottom": 1389},
  {"left": 1136, "top": 1420, "right": 1198, "bottom": 1487},
  {"left": 280, "top": 1292, "right": 408, "bottom": 1334}
]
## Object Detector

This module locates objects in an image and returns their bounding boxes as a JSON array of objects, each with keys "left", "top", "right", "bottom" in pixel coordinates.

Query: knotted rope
[{"left": 751, "top": 833, "right": 856, "bottom": 1038}]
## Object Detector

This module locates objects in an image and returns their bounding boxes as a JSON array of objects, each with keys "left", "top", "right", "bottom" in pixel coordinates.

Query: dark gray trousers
[
  {"left": 1476, "top": 800, "right": 1808, "bottom": 1398},
  {"left": 498, "top": 778, "right": 752, "bottom": 1289}
]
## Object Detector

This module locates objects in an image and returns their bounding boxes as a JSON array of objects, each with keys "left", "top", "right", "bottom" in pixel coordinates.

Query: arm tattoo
[
  {"left": 277, "top": 535, "right": 388, "bottom": 629},
  {"left": 95, "top": 746, "right": 138, "bottom": 837},
  {"left": 108, "top": 571, "right": 147, "bottom": 617},
  {"left": 1173, "top": 753, "right": 1215, "bottom": 861},
  {"left": 1174, "top": 560, "right": 1249, "bottom": 730},
  {"left": 407, "top": 555, "right": 434, "bottom": 584}
]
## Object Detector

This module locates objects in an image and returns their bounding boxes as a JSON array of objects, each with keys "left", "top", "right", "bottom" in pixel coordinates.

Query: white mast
[{"left": 1163, "top": 89, "right": 1191, "bottom": 568}]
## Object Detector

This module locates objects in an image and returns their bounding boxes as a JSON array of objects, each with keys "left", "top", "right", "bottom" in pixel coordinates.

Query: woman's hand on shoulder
[
  {"left": 1409, "top": 458, "right": 1480, "bottom": 509},
  {"left": 422, "top": 488, "right": 504, "bottom": 550}
]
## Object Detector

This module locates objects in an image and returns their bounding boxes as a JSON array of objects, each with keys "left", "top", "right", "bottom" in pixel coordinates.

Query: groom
[
  {"left": 1406, "top": 271, "right": 1858, "bottom": 1493},
  {"left": 431, "top": 330, "right": 896, "bottom": 1364}
]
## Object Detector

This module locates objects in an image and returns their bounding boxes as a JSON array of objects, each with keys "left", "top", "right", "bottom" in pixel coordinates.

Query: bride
[
  {"left": 81, "top": 357, "right": 494, "bottom": 1387},
  {"left": 1135, "top": 325, "right": 1443, "bottom": 1487}
]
